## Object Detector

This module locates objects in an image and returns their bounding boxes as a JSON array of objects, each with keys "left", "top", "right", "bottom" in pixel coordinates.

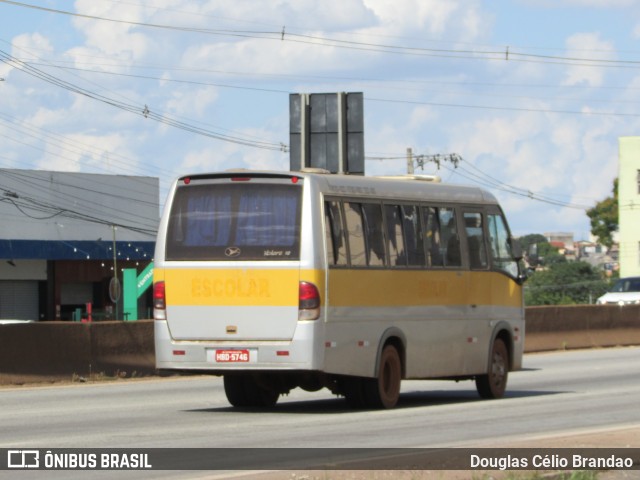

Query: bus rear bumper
[{"left": 154, "top": 320, "right": 323, "bottom": 372}]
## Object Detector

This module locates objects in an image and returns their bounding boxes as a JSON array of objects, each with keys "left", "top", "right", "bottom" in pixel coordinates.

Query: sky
[{"left": 1, "top": 0, "right": 640, "bottom": 239}]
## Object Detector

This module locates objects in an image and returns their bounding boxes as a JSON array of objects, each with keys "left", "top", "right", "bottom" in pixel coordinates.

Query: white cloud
[
  {"left": 3, "top": 0, "right": 638, "bottom": 240},
  {"left": 71, "top": 0, "right": 152, "bottom": 61},
  {"left": 438, "top": 105, "right": 624, "bottom": 236},
  {"left": 362, "top": 0, "right": 486, "bottom": 40},
  {"left": 562, "top": 33, "right": 615, "bottom": 87},
  {"left": 33, "top": 131, "right": 137, "bottom": 173},
  {"left": 165, "top": 86, "right": 219, "bottom": 118},
  {"left": 407, "top": 106, "right": 438, "bottom": 131},
  {"left": 520, "top": 0, "right": 636, "bottom": 6},
  {"left": 11, "top": 32, "right": 54, "bottom": 57},
  {"left": 179, "top": 141, "right": 286, "bottom": 174}
]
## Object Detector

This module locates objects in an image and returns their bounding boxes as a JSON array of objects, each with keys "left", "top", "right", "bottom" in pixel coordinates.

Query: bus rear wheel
[
  {"left": 475, "top": 338, "right": 509, "bottom": 399},
  {"left": 223, "top": 374, "right": 279, "bottom": 407},
  {"left": 363, "top": 344, "right": 402, "bottom": 409}
]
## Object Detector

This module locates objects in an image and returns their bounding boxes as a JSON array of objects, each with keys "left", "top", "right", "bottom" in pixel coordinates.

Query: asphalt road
[{"left": 1, "top": 346, "right": 639, "bottom": 478}]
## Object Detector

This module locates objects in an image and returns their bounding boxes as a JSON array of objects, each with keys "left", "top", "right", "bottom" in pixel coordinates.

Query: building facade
[
  {"left": 618, "top": 137, "right": 640, "bottom": 278},
  {"left": 0, "top": 169, "right": 158, "bottom": 321}
]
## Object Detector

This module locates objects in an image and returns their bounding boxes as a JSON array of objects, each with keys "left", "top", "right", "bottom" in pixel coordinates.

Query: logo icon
[
  {"left": 8, "top": 450, "right": 40, "bottom": 468},
  {"left": 225, "top": 247, "right": 241, "bottom": 258}
]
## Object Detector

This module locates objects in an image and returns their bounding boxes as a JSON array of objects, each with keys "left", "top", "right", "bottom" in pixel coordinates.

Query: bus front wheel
[{"left": 475, "top": 337, "right": 509, "bottom": 399}]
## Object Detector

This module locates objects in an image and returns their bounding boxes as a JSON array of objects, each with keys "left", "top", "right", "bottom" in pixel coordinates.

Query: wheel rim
[
  {"left": 489, "top": 340, "right": 508, "bottom": 394},
  {"left": 491, "top": 350, "right": 506, "bottom": 389},
  {"left": 379, "top": 347, "right": 401, "bottom": 408}
]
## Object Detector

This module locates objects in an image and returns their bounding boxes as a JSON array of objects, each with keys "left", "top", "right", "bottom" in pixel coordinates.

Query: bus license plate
[{"left": 214, "top": 349, "right": 250, "bottom": 363}]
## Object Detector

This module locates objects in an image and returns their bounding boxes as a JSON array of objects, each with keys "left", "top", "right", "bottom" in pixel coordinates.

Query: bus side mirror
[
  {"left": 509, "top": 238, "right": 530, "bottom": 285},
  {"left": 510, "top": 238, "right": 523, "bottom": 261}
]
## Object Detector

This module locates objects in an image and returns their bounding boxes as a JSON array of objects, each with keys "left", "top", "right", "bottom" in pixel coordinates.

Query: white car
[{"left": 597, "top": 277, "right": 640, "bottom": 306}]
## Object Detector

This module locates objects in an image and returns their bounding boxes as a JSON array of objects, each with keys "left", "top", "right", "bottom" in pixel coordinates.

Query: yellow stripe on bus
[
  {"left": 160, "top": 268, "right": 301, "bottom": 307},
  {"left": 327, "top": 269, "right": 522, "bottom": 308},
  {"left": 155, "top": 267, "right": 520, "bottom": 308}
]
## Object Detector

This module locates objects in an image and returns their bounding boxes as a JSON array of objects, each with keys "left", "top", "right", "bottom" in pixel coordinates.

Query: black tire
[
  {"left": 362, "top": 345, "right": 402, "bottom": 409},
  {"left": 475, "top": 338, "right": 509, "bottom": 399},
  {"left": 223, "top": 375, "right": 279, "bottom": 407}
]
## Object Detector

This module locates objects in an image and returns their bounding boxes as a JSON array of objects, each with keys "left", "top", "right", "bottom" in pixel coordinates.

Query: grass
[{"left": 504, "top": 472, "right": 599, "bottom": 480}]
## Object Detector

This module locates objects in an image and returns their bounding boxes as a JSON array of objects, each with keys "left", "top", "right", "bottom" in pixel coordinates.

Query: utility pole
[
  {"left": 407, "top": 151, "right": 462, "bottom": 173},
  {"left": 111, "top": 225, "right": 120, "bottom": 320}
]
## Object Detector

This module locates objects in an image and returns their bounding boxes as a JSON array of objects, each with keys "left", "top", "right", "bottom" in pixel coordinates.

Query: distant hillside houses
[{"left": 543, "top": 232, "right": 618, "bottom": 276}]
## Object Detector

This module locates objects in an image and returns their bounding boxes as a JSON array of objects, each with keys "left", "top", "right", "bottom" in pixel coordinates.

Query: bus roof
[{"left": 176, "top": 170, "right": 499, "bottom": 205}]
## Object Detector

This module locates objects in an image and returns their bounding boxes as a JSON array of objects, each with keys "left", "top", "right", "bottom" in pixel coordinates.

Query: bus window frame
[
  {"left": 399, "top": 204, "right": 425, "bottom": 268},
  {"left": 325, "top": 200, "right": 348, "bottom": 266},
  {"left": 325, "top": 197, "right": 478, "bottom": 272},
  {"left": 485, "top": 205, "right": 521, "bottom": 281},
  {"left": 462, "top": 209, "right": 490, "bottom": 271},
  {"left": 422, "top": 204, "right": 464, "bottom": 270},
  {"left": 383, "top": 203, "right": 406, "bottom": 268}
]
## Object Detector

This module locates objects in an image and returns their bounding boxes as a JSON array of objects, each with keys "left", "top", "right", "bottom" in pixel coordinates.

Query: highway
[{"left": 1, "top": 347, "right": 639, "bottom": 478}]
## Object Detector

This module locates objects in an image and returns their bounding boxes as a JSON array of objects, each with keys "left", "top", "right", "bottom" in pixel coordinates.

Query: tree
[
  {"left": 587, "top": 178, "right": 618, "bottom": 249},
  {"left": 518, "top": 234, "right": 562, "bottom": 268},
  {"left": 525, "top": 261, "right": 608, "bottom": 305}
]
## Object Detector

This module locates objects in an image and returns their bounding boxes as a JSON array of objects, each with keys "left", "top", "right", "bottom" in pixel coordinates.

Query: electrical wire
[
  {"left": 370, "top": 152, "right": 596, "bottom": 210},
  {"left": 24, "top": 61, "right": 640, "bottom": 110},
  {"left": 0, "top": 169, "right": 159, "bottom": 231},
  {"left": 0, "top": 49, "right": 287, "bottom": 151},
  {"left": 367, "top": 97, "right": 640, "bottom": 118},
  {"left": 2, "top": 0, "right": 639, "bottom": 69},
  {"left": 0, "top": 112, "right": 179, "bottom": 189},
  {"left": 0, "top": 185, "right": 157, "bottom": 235}
]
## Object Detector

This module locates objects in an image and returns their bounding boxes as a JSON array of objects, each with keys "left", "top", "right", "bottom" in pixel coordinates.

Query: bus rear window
[{"left": 166, "top": 183, "right": 302, "bottom": 261}]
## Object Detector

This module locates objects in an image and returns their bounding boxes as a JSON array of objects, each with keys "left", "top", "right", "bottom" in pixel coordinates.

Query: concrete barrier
[
  {"left": 524, "top": 304, "right": 640, "bottom": 351},
  {"left": 0, "top": 305, "right": 638, "bottom": 385},
  {"left": 0, "top": 321, "right": 155, "bottom": 385}
]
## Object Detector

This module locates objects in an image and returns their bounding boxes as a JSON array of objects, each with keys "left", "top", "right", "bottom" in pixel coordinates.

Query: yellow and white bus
[{"left": 153, "top": 170, "right": 526, "bottom": 409}]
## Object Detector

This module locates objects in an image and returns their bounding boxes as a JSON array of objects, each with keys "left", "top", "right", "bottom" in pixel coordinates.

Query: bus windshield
[{"left": 166, "top": 182, "right": 302, "bottom": 261}]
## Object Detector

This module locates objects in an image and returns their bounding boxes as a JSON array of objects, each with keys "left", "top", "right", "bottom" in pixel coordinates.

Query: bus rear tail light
[
  {"left": 153, "top": 281, "right": 166, "bottom": 320},
  {"left": 298, "top": 281, "right": 320, "bottom": 321}
]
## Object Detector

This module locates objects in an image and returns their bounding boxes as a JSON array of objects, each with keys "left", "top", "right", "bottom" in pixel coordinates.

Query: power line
[
  {"left": 8, "top": 51, "right": 638, "bottom": 125},
  {"left": 0, "top": 112, "right": 179, "bottom": 187},
  {"left": 18, "top": 50, "right": 640, "bottom": 93},
  {"left": 367, "top": 97, "right": 640, "bottom": 119},
  {"left": 23, "top": 60, "right": 640, "bottom": 112},
  {"left": 374, "top": 151, "right": 595, "bottom": 210},
  {"left": 2, "top": 0, "right": 640, "bottom": 69},
  {"left": 0, "top": 185, "right": 157, "bottom": 236},
  {"left": 0, "top": 169, "right": 159, "bottom": 231},
  {"left": 0, "top": 49, "right": 287, "bottom": 151},
  {"left": 46, "top": 0, "right": 640, "bottom": 59}
]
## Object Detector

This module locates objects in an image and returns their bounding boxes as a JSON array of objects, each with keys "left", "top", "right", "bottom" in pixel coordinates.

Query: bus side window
[
  {"left": 385, "top": 205, "right": 406, "bottom": 267},
  {"left": 325, "top": 201, "right": 347, "bottom": 266},
  {"left": 464, "top": 212, "right": 488, "bottom": 269},
  {"left": 440, "top": 207, "right": 461, "bottom": 267},
  {"left": 361, "top": 203, "right": 385, "bottom": 267},
  {"left": 344, "top": 202, "right": 367, "bottom": 267},
  {"left": 402, "top": 205, "right": 425, "bottom": 266},
  {"left": 487, "top": 212, "right": 518, "bottom": 277}
]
